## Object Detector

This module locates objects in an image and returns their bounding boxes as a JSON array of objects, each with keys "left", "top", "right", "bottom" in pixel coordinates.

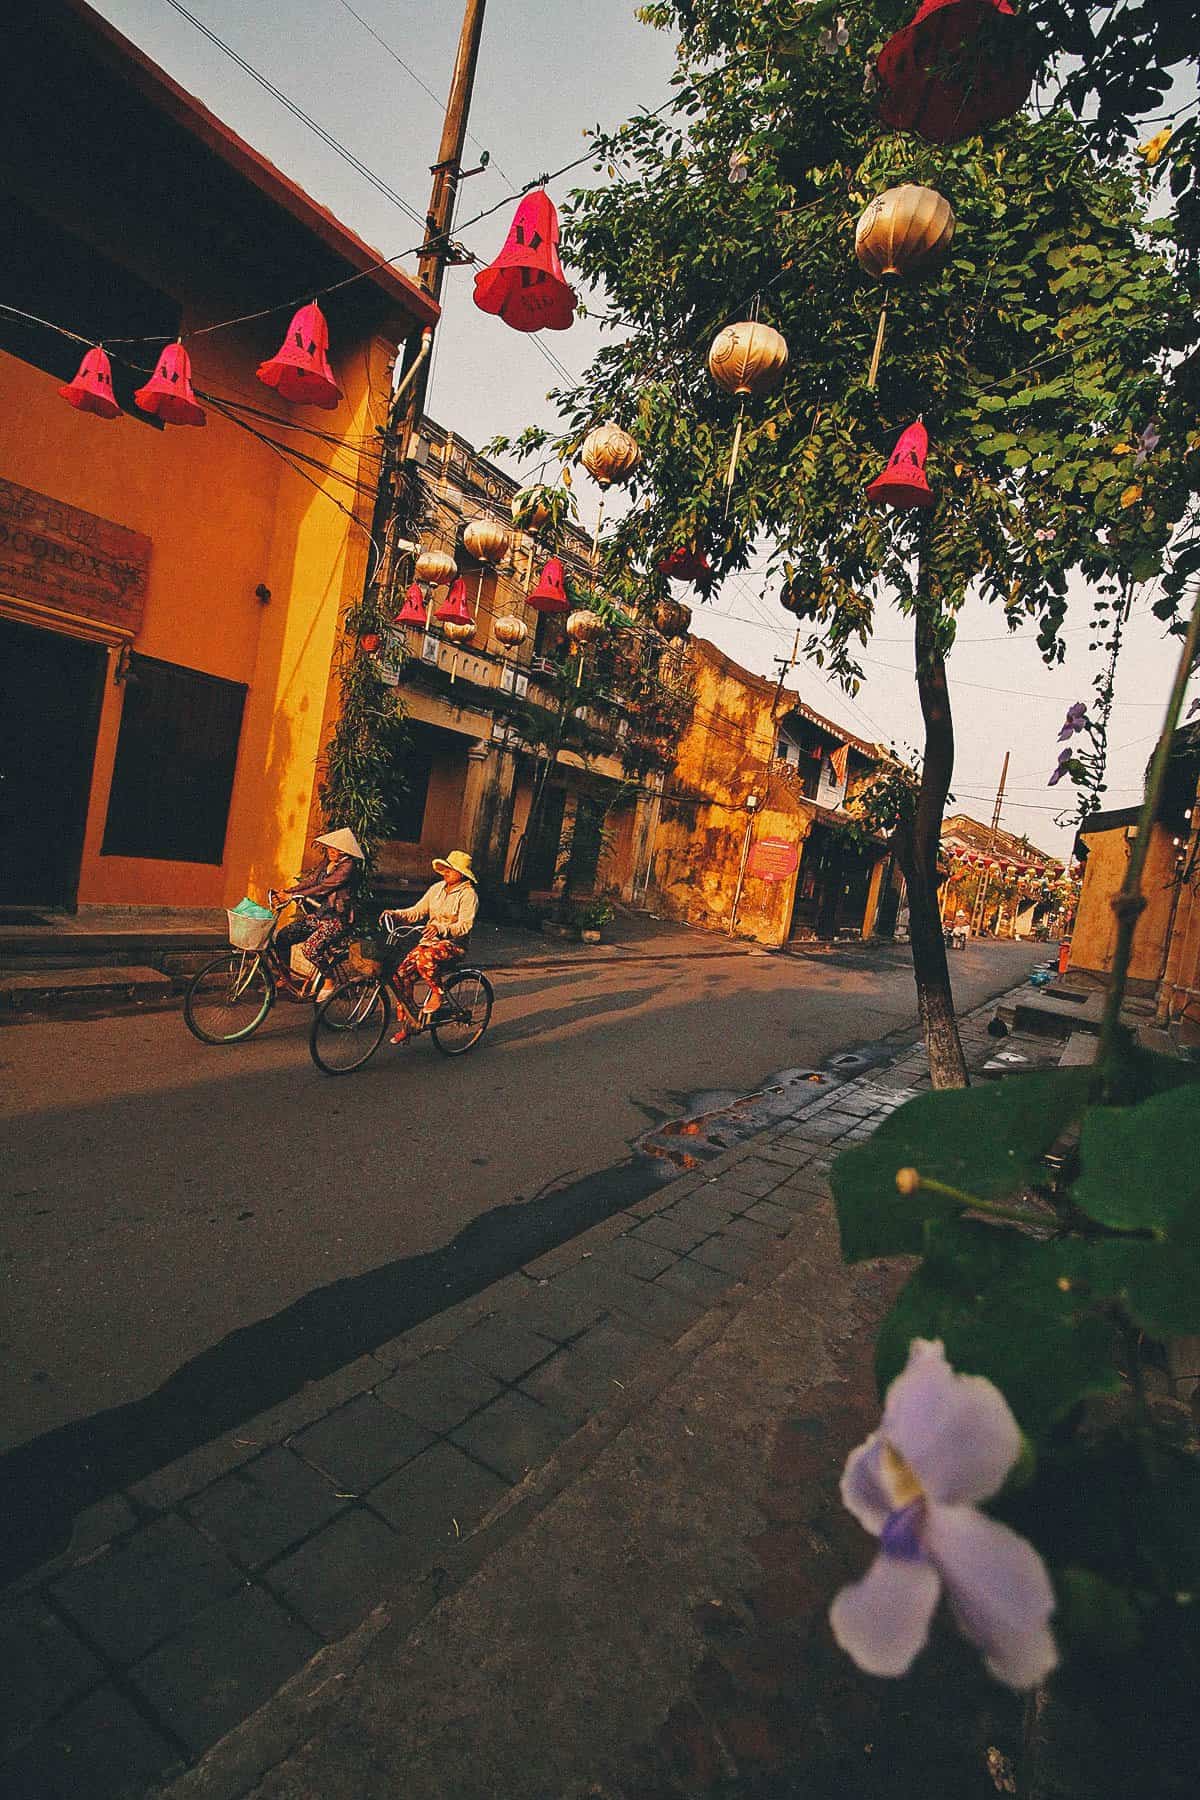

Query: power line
[{"left": 158, "top": 0, "right": 427, "bottom": 231}]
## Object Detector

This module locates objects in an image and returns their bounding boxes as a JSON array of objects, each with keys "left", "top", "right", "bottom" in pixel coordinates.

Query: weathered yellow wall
[
  {"left": 1072, "top": 819, "right": 1177, "bottom": 984},
  {"left": 649, "top": 639, "right": 805, "bottom": 945},
  {"left": 0, "top": 314, "right": 390, "bottom": 908}
]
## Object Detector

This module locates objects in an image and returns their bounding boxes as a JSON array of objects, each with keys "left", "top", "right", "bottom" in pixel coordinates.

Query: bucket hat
[{"left": 432, "top": 849, "right": 477, "bottom": 884}]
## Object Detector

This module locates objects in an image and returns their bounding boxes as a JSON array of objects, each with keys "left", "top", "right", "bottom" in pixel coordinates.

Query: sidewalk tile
[
  {"left": 127, "top": 1587, "right": 318, "bottom": 1757},
  {"left": 375, "top": 1350, "right": 502, "bottom": 1432},
  {"left": 1, "top": 1594, "right": 104, "bottom": 1758},
  {"left": 451, "top": 1316, "right": 559, "bottom": 1383},
  {"left": 265, "top": 1510, "right": 430, "bottom": 1640},
  {"left": 654, "top": 1259, "right": 730, "bottom": 1305},
  {"left": 721, "top": 1213, "right": 780, "bottom": 1245},
  {"left": 450, "top": 1391, "right": 573, "bottom": 1484},
  {"left": 512, "top": 1282, "right": 610, "bottom": 1345},
  {"left": 663, "top": 1191, "right": 740, "bottom": 1233},
  {"left": 1, "top": 1683, "right": 180, "bottom": 1800},
  {"left": 744, "top": 1199, "right": 801, "bottom": 1233},
  {"left": 599, "top": 1234, "right": 677, "bottom": 1282},
  {"left": 291, "top": 1395, "right": 434, "bottom": 1495},
  {"left": 687, "top": 1235, "right": 759, "bottom": 1278},
  {"left": 518, "top": 1323, "right": 653, "bottom": 1424},
  {"left": 236, "top": 1356, "right": 384, "bottom": 1444},
  {"left": 368, "top": 1442, "right": 511, "bottom": 1561},
  {"left": 714, "top": 1158, "right": 790, "bottom": 1199},
  {"left": 628, "top": 1213, "right": 708, "bottom": 1256},
  {"left": 183, "top": 1447, "right": 345, "bottom": 1570},
  {"left": 125, "top": 1428, "right": 262, "bottom": 1513},
  {"left": 50, "top": 1516, "right": 242, "bottom": 1665}
]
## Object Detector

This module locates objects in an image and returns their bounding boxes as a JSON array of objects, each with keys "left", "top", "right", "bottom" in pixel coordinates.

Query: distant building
[{"left": 939, "top": 813, "right": 1064, "bottom": 938}]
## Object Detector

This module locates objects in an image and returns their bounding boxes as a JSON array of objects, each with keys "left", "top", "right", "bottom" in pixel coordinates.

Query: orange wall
[
  {"left": 0, "top": 316, "right": 392, "bottom": 907},
  {"left": 1072, "top": 820, "right": 1177, "bottom": 984}
]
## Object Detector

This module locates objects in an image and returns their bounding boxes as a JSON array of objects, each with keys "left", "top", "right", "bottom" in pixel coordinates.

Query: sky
[{"left": 89, "top": 0, "right": 1193, "bottom": 858}]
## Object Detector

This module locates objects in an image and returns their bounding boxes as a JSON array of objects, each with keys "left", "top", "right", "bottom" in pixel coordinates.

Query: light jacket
[{"left": 390, "top": 879, "right": 478, "bottom": 941}]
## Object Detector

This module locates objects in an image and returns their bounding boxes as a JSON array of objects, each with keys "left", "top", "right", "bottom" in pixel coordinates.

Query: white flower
[
  {"left": 728, "top": 148, "right": 751, "bottom": 185},
  {"left": 829, "top": 1339, "right": 1057, "bottom": 1690}
]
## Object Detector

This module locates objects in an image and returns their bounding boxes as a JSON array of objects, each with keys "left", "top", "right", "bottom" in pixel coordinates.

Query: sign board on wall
[
  {"left": 0, "top": 475, "right": 151, "bottom": 639},
  {"left": 746, "top": 836, "right": 800, "bottom": 883}
]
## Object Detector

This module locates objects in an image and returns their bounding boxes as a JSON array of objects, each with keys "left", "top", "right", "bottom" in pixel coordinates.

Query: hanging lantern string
[{"left": 99, "top": 45, "right": 768, "bottom": 349}]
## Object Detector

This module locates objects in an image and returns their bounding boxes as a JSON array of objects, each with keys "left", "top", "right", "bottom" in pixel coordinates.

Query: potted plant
[{"left": 576, "top": 897, "right": 615, "bottom": 944}]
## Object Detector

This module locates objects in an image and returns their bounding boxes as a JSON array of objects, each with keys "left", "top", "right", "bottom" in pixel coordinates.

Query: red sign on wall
[
  {"left": 746, "top": 836, "right": 799, "bottom": 883},
  {"left": 0, "top": 475, "right": 151, "bottom": 638}
]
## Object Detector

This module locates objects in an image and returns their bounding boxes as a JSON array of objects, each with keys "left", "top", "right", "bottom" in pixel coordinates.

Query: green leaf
[
  {"left": 874, "top": 1219, "right": 1120, "bottom": 1437},
  {"left": 1074, "top": 1087, "right": 1200, "bottom": 1237},
  {"left": 1054, "top": 1567, "right": 1143, "bottom": 1656},
  {"left": 831, "top": 1069, "right": 1091, "bottom": 1262},
  {"left": 1073, "top": 1240, "right": 1200, "bottom": 1336}
]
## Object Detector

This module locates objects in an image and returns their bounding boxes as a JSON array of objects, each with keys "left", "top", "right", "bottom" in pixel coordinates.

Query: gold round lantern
[
  {"left": 579, "top": 423, "right": 641, "bottom": 490},
  {"left": 415, "top": 547, "right": 458, "bottom": 587},
  {"left": 707, "top": 321, "right": 789, "bottom": 399},
  {"left": 439, "top": 618, "right": 474, "bottom": 645},
  {"left": 511, "top": 486, "right": 551, "bottom": 531},
  {"left": 707, "top": 321, "right": 789, "bottom": 511},
  {"left": 463, "top": 517, "right": 511, "bottom": 565},
  {"left": 492, "top": 614, "right": 528, "bottom": 649},
  {"left": 567, "top": 608, "right": 605, "bottom": 646},
  {"left": 854, "top": 184, "right": 955, "bottom": 388},
  {"left": 654, "top": 598, "right": 692, "bottom": 641}
]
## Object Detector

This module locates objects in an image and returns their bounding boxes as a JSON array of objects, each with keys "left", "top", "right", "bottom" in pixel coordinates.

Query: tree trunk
[{"left": 903, "top": 547, "right": 970, "bottom": 1090}]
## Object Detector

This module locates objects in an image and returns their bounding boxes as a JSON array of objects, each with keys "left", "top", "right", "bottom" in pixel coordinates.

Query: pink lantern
[
  {"left": 59, "top": 345, "right": 121, "bottom": 420},
  {"left": 257, "top": 302, "right": 341, "bottom": 409},
  {"left": 134, "top": 341, "right": 206, "bottom": 427},
  {"left": 394, "top": 583, "right": 429, "bottom": 626}
]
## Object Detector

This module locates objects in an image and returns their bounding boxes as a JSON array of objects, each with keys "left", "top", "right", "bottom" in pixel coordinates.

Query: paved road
[{"left": 1, "top": 937, "right": 1039, "bottom": 1462}]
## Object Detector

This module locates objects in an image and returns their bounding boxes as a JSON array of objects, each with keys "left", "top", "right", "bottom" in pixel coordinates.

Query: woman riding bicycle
[
  {"left": 273, "top": 827, "right": 364, "bottom": 1002},
  {"left": 380, "top": 850, "right": 478, "bottom": 1044}
]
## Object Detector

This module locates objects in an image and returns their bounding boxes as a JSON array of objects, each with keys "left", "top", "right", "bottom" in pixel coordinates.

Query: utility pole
[{"left": 369, "top": 0, "right": 489, "bottom": 610}]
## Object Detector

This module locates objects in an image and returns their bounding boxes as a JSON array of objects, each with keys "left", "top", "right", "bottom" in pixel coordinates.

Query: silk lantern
[
  {"left": 415, "top": 547, "right": 457, "bottom": 587},
  {"left": 511, "top": 486, "right": 552, "bottom": 531},
  {"left": 855, "top": 185, "right": 955, "bottom": 388},
  {"left": 707, "top": 321, "right": 789, "bottom": 511},
  {"left": 567, "top": 607, "right": 605, "bottom": 684},
  {"left": 463, "top": 517, "right": 511, "bottom": 565},
  {"left": 580, "top": 423, "right": 641, "bottom": 565},
  {"left": 60, "top": 345, "right": 121, "bottom": 420},
  {"left": 654, "top": 598, "right": 692, "bottom": 641},
  {"left": 528, "top": 556, "right": 570, "bottom": 615},
  {"left": 395, "top": 582, "right": 429, "bottom": 627},
  {"left": 360, "top": 633, "right": 382, "bottom": 654},
  {"left": 867, "top": 421, "right": 935, "bottom": 509},
  {"left": 257, "top": 302, "right": 341, "bottom": 408},
  {"left": 473, "top": 189, "right": 577, "bottom": 333},
  {"left": 876, "top": 1, "right": 1035, "bottom": 144},
  {"left": 134, "top": 340, "right": 206, "bottom": 426},
  {"left": 492, "top": 615, "right": 528, "bottom": 649},
  {"left": 435, "top": 578, "right": 475, "bottom": 682}
]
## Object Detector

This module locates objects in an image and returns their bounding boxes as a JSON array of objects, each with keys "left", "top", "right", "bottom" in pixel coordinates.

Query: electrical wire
[{"left": 157, "top": 0, "right": 427, "bottom": 231}]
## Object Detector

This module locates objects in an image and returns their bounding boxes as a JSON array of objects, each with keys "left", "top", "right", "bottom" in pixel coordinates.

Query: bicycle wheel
[
  {"left": 309, "top": 978, "right": 391, "bottom": 1075},
  {"left": 184, "top": 952, "right": 274, "bottom": 1044},
  {"left": 430, "top": 969, "right": 494, "bottom": 1057}
]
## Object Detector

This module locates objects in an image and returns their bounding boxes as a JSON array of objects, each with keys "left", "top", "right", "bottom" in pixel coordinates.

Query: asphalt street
[{"left": 1, "top": 936, "right": 1039, "bottom": 1471}]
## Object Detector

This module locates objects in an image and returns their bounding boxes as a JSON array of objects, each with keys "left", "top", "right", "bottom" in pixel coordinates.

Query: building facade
[
  {"left": 0, "top": 0, "right": 436, "bottom": 913},
  {"left": 938, "top": 814, "right": 1066, "bottom": 939}
]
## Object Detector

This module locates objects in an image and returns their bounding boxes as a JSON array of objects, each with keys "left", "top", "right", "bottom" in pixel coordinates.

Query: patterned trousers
[
  {"left": 394, "top": 938, "right": 463, "bottom": 1014},
  {"left": 275, "top": 917, "right": 345, "bottom": 976}
]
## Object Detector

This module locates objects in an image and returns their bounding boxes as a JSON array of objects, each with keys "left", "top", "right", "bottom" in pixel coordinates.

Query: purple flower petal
[
  {"left": 925, "top": 1504, "right": 1057, "bottom": 1690},
  {"left": 829, "top": 1552, "right": 941, "bottom": 1677},
  {"left": 1048, "top": 767, "right": 1065, "bottom": 787},
  {"left": 880, "top": 1340, "right": 1021, "bottom": 1507},
  {"left": 840, "top": 1433, "right": 892, "bottom": 1535}
]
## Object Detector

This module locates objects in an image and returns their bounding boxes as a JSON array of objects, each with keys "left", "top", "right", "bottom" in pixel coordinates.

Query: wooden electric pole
[{"left": 972, "top": 750, "right": 1010, "bottom": 935}]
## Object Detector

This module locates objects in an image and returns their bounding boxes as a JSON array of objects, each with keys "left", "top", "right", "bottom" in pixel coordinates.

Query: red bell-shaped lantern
[
  {"left": 134, "top": 341, "right": 206, "bottom": 427},
  {"left": 256, "top": 302, "right": 341, "bottom": 409},
  {"left": 867, "top": 421, "right": 935, "bottom": 510},
  {"left": 528, "top": 556, "right": 570, "bottom": 615},
  {"left": 473, "top": 190, "right": 577, "bottom": 333},
  {"left": 59, "top": 345, "right": 121, "bottom": 420},
  {"left": 434, "top": 578, "right": 474, "bottom": 627},
  {"left": 658, "top": 546, "right": 713, "bottom": 590},
  {"left": 876, "top": 1, "right": 1035, "bottom": 144},
  {"left": 395, "top": 583, "right": 429, "bottom": 627}
]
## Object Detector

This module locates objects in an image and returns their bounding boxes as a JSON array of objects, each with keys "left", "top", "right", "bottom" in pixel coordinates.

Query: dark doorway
[
  {"left": 0, "top": 617, "right": 105, "bottom": 907},
  {"left": 790, "top": 824, "right": 876, "bottom": 940},
  {"left": 525, "top": 783, "right": 567, "bottom": 890}
]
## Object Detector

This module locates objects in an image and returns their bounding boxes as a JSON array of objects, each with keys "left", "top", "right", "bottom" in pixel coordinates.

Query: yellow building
[
  {"left": 1071, "top": 725, "right": 1200, "bottom": 1035},
  {"left": 0, "top": 0, "right": 436, "bottom": 913},
  {"left": 645, "top": 638, "right": 893, "bottom": 947}
]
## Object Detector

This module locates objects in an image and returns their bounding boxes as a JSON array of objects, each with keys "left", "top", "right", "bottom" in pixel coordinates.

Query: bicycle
[
  {"left": 183, "top": 891, "right": 352, "bottom": 1046},
  {"left": 309, "top": 922, "right": 494, "bottom": 1075}
]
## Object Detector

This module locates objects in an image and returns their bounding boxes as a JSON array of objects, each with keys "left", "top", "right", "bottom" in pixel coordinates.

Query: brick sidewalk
[{"left": 2, "top": 996, "right": 1018, "bottom": 1798}]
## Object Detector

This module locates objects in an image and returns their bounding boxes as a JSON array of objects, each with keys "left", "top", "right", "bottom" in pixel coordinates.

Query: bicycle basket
[{"left": 227, "top": 907, "right": 273, "bottom": 950}]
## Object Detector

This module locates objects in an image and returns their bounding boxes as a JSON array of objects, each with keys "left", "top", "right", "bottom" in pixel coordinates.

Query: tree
[{"left": 495, "top": 0, "right": 1196, "bottom": 1085}]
